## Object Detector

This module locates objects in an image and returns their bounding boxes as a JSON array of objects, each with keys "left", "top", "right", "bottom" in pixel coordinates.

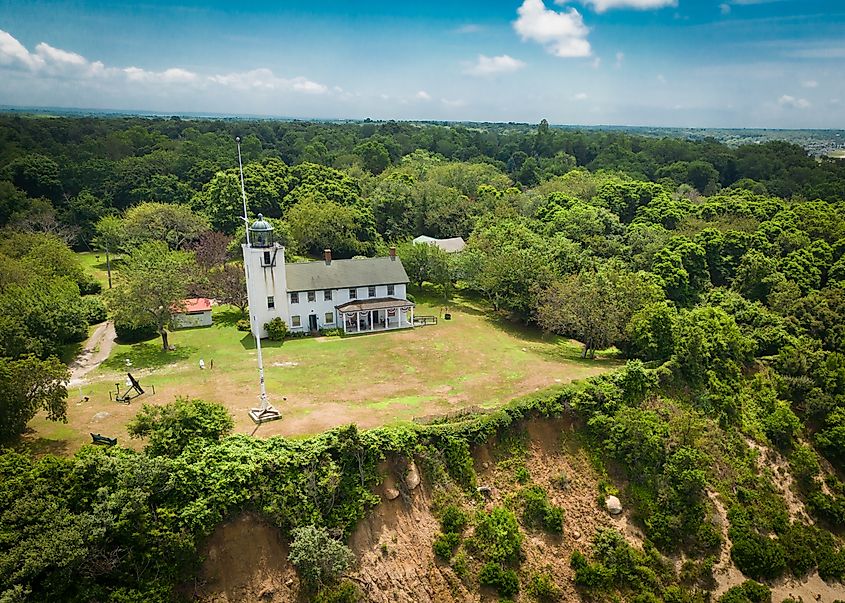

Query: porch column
[
  {"left": 357, "top": 311, "right": 363, "bottom": 332},
  {"left": 343, "top": 312, "right": 348, "bottom": 334},
  {"left": 410, "top": 306, "right": 414, "bottom": 327},
  {"left": 369, "top": 310, "right": 374, "bottom": 332}
]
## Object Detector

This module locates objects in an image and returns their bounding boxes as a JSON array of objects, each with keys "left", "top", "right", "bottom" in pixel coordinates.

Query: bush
[
  {"left": 526, "top": 572, "right": 561, "bottom": 601},
  {"left": 440, "top": 505, "right": 468, "bottom": 534},
  {"left": 451, "top": 551, "right": 469, "bottom": 580},
  {"left": 127, "top": 397, "right": 235, "bottom": 457},
  {"left": 478, "top": 562, "right": 519, "bottom": 597},
  {"left": 729, "top": 528, "right": 786, "bottom": 580},
  {"left": 81, "top": 295, "right": 107, "bottom": 325},
  {"left": 520, "top": 485, "right": 564, "bottom": 533},
  {"left": 288, "top": 525, "right": 355, "bottom": 589},
  {"left": 313, "top": 581, "right": 360, "bottom": 603},
  {"left": 320, "top": 327, "right": 345, "bottom": 337},
  {"left": 78, "top": 273, "right": 102, "bottom": 295},
  {"left": 265, "top": 317, "right": 288, "bottom": 340},
  {"left": 716, "top": 580, "right": 771, "bottom": 603},
  {"left": 114, "top": 318, "right": 157, "bottom": 343},
  {"left": 432, "top": 532, "right": 460, "bottom": 560},
  {"left": 471, "top": 506, "right": 522, "bottom": 563},
  {"left": 236, "top": 318, "right": 251, "bottom": 332}
]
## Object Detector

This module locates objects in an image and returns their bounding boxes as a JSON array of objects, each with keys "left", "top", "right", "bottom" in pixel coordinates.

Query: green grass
[
  {"left": 76, "top": 251, "right": 121, "bottom": 289},
  {"left": 31, "top": 284, "right": 621, "bottom": 452}
]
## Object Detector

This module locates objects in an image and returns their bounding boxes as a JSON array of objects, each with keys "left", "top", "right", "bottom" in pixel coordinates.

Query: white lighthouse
[{"left": 242, "top": 216, "right": 289, "bottom": 338}]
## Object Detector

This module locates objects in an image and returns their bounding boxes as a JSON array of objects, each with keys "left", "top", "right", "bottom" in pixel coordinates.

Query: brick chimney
[
  {"left": 389, "top": 246, "right": 396, "bottom": 261},
  {"left": 324, "top": 249, "right": 332, "bottom": 264}
]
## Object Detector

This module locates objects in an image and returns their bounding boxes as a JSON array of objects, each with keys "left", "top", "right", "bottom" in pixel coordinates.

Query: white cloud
[
  {"left": 591, "top": 57, "right": 602, "bottom": 68},
  {"left": 778, "top": 95, "right": 810, "bottom": 109},
  {"left": 720, "top": 3, "right": 731, "bottom": 15},
  {"left": 574, "top": 0, "right": 677, "bottom": 12},
  {"left": 614, "top": 51, "right": 625, "bottom": 67},
  {"left": 802, "top": 80, "right": 819, "bottom": 88},
  {"left": 464, "top": 54, "right": 526, "bottom": 76},
  {"left": 513, "top": 0, "right": 591, "bottom": 58},
  {"left": 0, "top": 28, "right": 329, "bottom": 97},
  {"left": 415, "top": 90, "right": 432, "bottom": 101},
  {"left": 656, "top": 73, "right": 667, "bottom": 83},
  {"left": 208, "top": 68, "right": 327, "bottom": 94},
  {"left": 573, "top": 92, "right": 589, "bottom": 100}
]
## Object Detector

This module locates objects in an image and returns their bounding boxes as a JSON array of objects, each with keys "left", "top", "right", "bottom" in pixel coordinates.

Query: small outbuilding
[
  {"left": 413, "top": 235, "right": 466, "bottom": 253},
  {"left": 172, "top": 298, "right": 213, "bottom": 329}
]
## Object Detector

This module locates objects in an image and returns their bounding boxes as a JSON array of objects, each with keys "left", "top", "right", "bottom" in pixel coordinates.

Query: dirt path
[{"left": 69, "top": 321, "right": 116, "bottom": 386}]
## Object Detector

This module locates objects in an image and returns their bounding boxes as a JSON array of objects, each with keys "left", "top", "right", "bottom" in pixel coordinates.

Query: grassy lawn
[
  {"left": 76, "top": 250, "right": 121, "bottom": 289},
  {"left": 25, "top": 285, "right": 621, "bottom": 453}
]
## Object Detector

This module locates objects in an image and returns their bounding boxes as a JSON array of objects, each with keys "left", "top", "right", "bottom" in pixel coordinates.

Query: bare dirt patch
[{"left": 192, "top": 512, "right": 299, "bottom": 603}]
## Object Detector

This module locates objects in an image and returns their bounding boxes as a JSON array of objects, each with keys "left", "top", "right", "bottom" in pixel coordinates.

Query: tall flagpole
[{"left": 237, "top": 137, "right": 279, "bottom": 423}]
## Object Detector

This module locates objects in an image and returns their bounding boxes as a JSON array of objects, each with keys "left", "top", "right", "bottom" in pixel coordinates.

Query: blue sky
[{"left": 0, "top": 0, "right": 843, "bottom": 127}]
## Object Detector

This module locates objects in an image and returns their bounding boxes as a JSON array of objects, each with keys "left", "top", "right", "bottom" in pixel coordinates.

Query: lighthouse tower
[{"left": 242, "top": 215, "right": 288, "bottom": 338}]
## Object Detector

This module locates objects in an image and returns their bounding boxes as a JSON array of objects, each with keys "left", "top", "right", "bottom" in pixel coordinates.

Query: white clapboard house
[{"left": 242, "top": 215, "right": 415, "bottom": 337}]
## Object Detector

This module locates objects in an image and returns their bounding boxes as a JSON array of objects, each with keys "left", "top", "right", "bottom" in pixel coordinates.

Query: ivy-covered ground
[{"left": 23, "top": 289, "right": 617, "bottom": 454}]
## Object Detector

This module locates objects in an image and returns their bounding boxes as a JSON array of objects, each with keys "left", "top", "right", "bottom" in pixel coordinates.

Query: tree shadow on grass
[
  {"left": 214, "top": 305, "right": 247, "bottom": 327},
  {"left": 101, "top": 342, "right": 196, "bottom": 371},
  {"left": 14, "top": 429, "right": 71, "bottom": 457}
]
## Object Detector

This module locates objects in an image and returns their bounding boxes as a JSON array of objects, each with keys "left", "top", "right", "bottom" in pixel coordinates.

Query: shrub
[
  {"left": 288, "top": 525, "right": 355, "bottom": 589},
  {"left": 236, "top": 318, "right": 251, "bottom": 332},
  {"left": 729, "top": 528, "right": 786, "bottom": 580},
  {"left": 440, "top": 505, "right": 468, "bottom": 534},
  {"left": 451, "top": 551, "right": 469, "bottom": 580},
  {"left": 521, "top": 485, "right": 564, "bottom": 533},
  {"left": 313, "top": 581, "right": 360, "bottom": 603},
  {"left": 114, "top": 318, "right": 157, "bottom": 343},
  {"left": 81, "top": 295, "right": 107, "bottom": 325},
  {"left": 716, "top": 580, "right": 771, "bottom": 603},
  {"left": 320, "top": 327, "right": 345, "bottom": 337},
  {"left": 526, "top": 572, "right": 561, "bottom": 601},
  {"left": 78, "top": 273, "right": 102, "bottom": 295},
  {"left": 265, "top": 317, "right": 288, "bottom": 340},
  {"left": 441, "top": 438, "right": 477, "bottom": 490},
  {"left": 432, "top": 532, "right": 460, "bottom": 560},
  {"left": 127, "top": 397, "right": 235, "bottom": 457},
  {"left": 478, "top": 562, "right": 519, "bottom": 597},
  {"left": 472, "top": 507, "right": 522, "bottom": 563}
]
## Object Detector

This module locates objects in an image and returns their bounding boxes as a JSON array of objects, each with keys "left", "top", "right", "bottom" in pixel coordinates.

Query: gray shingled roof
[{"left": 285, "top": 256, "right": 410, "bottom": 292}]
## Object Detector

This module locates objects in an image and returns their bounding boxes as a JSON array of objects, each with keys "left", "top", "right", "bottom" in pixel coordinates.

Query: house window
[
  {"left": 267, "top": 296, "right": 275, "bottom": 309},
  {"left": 368, "top": 286, "right": 376, "bottom": 298},
  {"left": 307, "top": 291, "right": 316, "bottom": 302},
  {"left": 387, "top": 284, "right": 395, "bottom": 296},
  {"left": 262, "top": 251, "right": 271, "bottom": 265},
  {"left": 324, "top": 290, "right": 332, "bottom": 301},
  {"left": 325, "top": 312, "right": 334, "bottom": 324},
  {"left": 349, "top": 288, "right": 357, "bottom": 299},
  {"left": 290, "top": 292, "right": 299, "bottom": 304},
  {"left": 291, "top": 315, "right": 301, "bottom": 327}
]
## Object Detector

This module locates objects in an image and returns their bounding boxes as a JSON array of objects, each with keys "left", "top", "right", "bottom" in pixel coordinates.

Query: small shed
[{"left": 173, "top": 298, "right": 213, "bottom": 329}]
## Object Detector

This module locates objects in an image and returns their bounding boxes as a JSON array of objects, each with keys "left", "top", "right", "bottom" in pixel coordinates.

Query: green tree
[
  {"left": 0, "top": 355, "right": 69, "bottom": 442},
  {"left": 537, "top": 266, "right": 663, "bottom": 358},
  {"left": 287, "top": 197, "right": 377, "bottom": 258},
  {"left": 92, "top": 215, "right": 125, "bottom": 288},
  {"left": 127, "top": 397, "right": 234, "bottom": 457},
  {"left": 123, "top": 202, "right": 209, "bottom": 250},
  {"left": 354, "top": 140, "right": 390, "bottom": 175},
  {"left": 107, "top": 241, "right": 197, "bottom": 351}
]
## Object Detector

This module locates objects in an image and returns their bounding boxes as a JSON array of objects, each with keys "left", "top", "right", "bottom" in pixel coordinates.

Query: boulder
[
  {"left": 406, "top": 462, "right": 421, "bottom": 489},
  {"left": 384, "top": 487, "right": 400, "bottom": 500},
  {"left": 606, "top": 495, "right": 623, "bottom": 515}
]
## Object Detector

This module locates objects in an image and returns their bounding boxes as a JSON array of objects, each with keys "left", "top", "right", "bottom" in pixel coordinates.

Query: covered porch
[{"left": 336, "top": 297, "right": 415, "bottom": 334}]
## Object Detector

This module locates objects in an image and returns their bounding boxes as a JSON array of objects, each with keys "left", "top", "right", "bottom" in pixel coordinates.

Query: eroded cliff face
[{"left": 193, "top": 418, "right": 839, "bottom": 603}]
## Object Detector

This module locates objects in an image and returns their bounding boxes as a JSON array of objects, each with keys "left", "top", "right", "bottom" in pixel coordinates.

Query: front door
[{"left": 309, "top": 314, "right": 318, "bottom": 333}]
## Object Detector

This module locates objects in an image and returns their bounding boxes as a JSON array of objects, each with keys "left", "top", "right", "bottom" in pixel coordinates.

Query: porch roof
[{"left": 336, "top": 296, "right": 415, "bottom": 313}]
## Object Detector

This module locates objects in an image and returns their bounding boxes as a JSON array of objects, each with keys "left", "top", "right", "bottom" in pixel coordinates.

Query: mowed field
[{"left": 24, "top": 288, "right": 620, "bottom": 455}]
